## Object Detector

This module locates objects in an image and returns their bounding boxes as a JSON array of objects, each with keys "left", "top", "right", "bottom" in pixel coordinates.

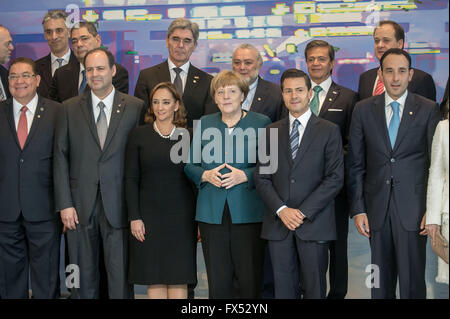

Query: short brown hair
[
  {"left": 71, "top": 21, "right": 98, "bottom": 37},
  {"left": 9, "top": 57, "right": 38, "bottom": 75},
  {"left": 167, "top": 18, "right": 199, "bottom": 44},
  {"left": 210, "top": 70, "right": 249, "bottom": 101},
  {"left": 305, "top": 39, "right": 335, "bottom": 61},
  {"left": 145, "top": 82, "right": 187, "bottom": 128},
  {"left": 374, "top": 20, "right": 405, "bottom": 46}
]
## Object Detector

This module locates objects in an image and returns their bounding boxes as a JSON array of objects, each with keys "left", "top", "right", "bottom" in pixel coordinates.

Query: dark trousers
[
  {"left": 0, "top": 215, "right": 61, "bottom": 299},
  {"left": 370, "top": 192, "right": 427, "bottom": 299},
  {"left": 198, "top": 204, "right": 265, "bottom": 299},
  {"left": 66, "top": 196, "right": 134, "bottom": 299},
  {"left": 269, "top": 231, "right": 329, "bottom": 299},
  {"left": 327, "top": 194, "right": 349, "bottom": 299}
]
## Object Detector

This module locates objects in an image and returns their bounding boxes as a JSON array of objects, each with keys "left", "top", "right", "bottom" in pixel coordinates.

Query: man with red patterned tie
[
  {"left": 358, "top": 20, "right": 436, "bottom": 102},
  {"left": 0, "top": 57, "right": 61, "bottom": 298}
]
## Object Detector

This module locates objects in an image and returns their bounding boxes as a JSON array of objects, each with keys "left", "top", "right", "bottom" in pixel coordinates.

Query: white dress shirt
[
  {"left": 91, "top": 87, "right": 115, "bottom": 127},
  {"left": 13, "top": 93, "right": 39, "bottom": 132},
  {"left": 310, "top": 76, "right": 332, "bottom": 113},
  {"left": 276, "top": 109, "right": 312, "bottom": 217},
  {"left": 168, "top": 59, "right": 190, "bottom": 92},
  {"left": 241, "top": 77, "right": 259, "bottom": 111},
  {"left": 51, "top": 49, "right": 71, "bottom": 76},
  {"left": 385, "top": 90, "right": 407, "bottom": 127}
]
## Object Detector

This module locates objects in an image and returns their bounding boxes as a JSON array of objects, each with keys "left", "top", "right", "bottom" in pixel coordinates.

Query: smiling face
[
  {"left": 43, "top": 18, "right": 70, "bottom": 56},
  {"left": 151, "top": 88, "right": 180, "bottom": 123},
  {"left": 282, "top": 77, "right": 313, "bottom": 117},
  {"left": 232, "top": 47, "right": 261, "bottom": 85},
  {"left": 9, "top": 62, "right": 40, "bottom": 105},
  {"left": 0, "top": 27, "right": 14, "bottom": 65},
  {"left": 380, "top": 53, "right": 413, "bottom": 100},
  {"left": 166, "top": 28, "right": 197, "bottom": 67},
  {"left": 85, "top": 51, "right": 116, "bottom": 98},
  {"left": 373, "top": 24, "right": 404, "bottom": 61},
  {"left": 214, "top": 85, "right": 245, "bottom": 117},
  {"left": 71, "top": 27, "right": 101, "bottom": 63},
  {"left": 306, "top": 46, "right": 335, "bottom": 84}
]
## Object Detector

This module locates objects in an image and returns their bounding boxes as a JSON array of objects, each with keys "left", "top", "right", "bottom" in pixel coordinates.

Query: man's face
[
  {"left": 306, "top": 46, "right": 335, "bottom": 84},
  {"left": 232, "top": 48, "right": 260, "bottom": 84},
  {"left": 9, "top": 62, "right": 40, "bottom": 103},
  {"left": 85, "top": 51, "right": 116, "bottom": 97},
  {"left": 380, "top": 53, "right": 413, "bottom": 100},
  {"left": 0, "top": 28, "right": 14, "bottom": 65},
  {"left": 282, "top": 77, "right": 313, "bottom": 117},
  {"left": 43, "top": 18, "right": 70, "bottom": 55},
  {"left": 166, "top": 28, "right": 197, "bottom": 66},
  {"left": 373, "top": 24, "right": 404, "bottom": 61},
  {"left": 71, "top": 27, "right": 101, "bottom": 63}
]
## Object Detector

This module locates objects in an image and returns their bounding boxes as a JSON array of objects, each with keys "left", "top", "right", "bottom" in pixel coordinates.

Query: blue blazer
[{"left": 184, "top": 111, "right": 271, "bottom": 224}]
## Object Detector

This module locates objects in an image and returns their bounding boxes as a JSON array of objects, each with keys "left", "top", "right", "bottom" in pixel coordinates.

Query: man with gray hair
[
  {"left": 35, "top": 10, "right": 77, "bottom": 98},
  {"left": 231, "top": 43, "right": 284, "bottom": 122},
  {"left": 134, "top": 18, "right": 215, "bottom": 128},
  {"left": 0, "top": 24, "right": 14, "bottom": 101}
]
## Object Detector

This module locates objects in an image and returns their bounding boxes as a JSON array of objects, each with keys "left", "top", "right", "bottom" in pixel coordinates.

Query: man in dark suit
[
  {"left": 36, "top": 10, "right": 77, "bottom": 98},
  {"left": 305, "top": 39, "right": 357, "bottom": 299},
  {"left": 255, "top": 69, "right": 344, "bottom": 299},
  {"left": 0, "top": 57, "right": 61, "bottom": 298},
  {"left": 54, "top": 48, "right": 143, "bottom": 299},
  {"left": 134, "top": 18, "right": 214, "bottom": 128},
  {"left": 49, "top": 21, "right": 128, "bottom": 103},
  {"left": 0, "top": 25, "right": 14, "bottom": 101},
  {"left": 231, "top": 43, "right": 283, "bottom": 122},
  {"left": 348, "top": 49, "right": 440, "bottom": 298},
  {"left": 358, "top": 20, "right": 436, "bottom": 102}
]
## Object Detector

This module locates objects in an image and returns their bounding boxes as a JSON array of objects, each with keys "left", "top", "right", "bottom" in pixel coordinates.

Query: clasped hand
[
  {"left": 279, "top": 207, "right": 304, "bottom": 231},
  {"left": 201, "top": 163, "right": 248, "bottom": 189}
]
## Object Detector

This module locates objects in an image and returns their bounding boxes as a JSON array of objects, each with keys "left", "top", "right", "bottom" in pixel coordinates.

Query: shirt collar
[
  {"left": 249, "top": 77, "right": 259, "bottom": 91},
  {"left": 51, "top": 49, "right": 71, "bottom": 65},
  {"left": 168, "top": 58, "right": 190, "bottom": 74},
  {"left": 289, "top": 108, "right": 312, "bottom": 130},
  {"left": 385, "top": 90, "right": 408, "bottom": 108},
  {"left": 13, "top": 93, "right": 39, "bottom": 115},
  {"left": 311, "top": 76, "right": 332, "bottom": 94},
  {"left": 91, "top": 87, "right": 115, "bottom": 112}
]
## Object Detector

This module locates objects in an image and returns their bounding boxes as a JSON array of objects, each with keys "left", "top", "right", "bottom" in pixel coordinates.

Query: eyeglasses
[
  {"left": 169, "top": 36, "right": 194, "bottom": 46},
  {"left": 71, "top": 35, "right": 93, "bottom": 45},
  {"left": 8, "top": 73, "right": 36, "bottom": 81}
]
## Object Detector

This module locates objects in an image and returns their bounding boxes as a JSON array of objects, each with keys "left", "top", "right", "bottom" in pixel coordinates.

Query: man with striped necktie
[
  {"left": 348, "top": 49, "right": 440, "bottom": 298},
  {"left": 255, "top": 68, "right": 344, "bottom": 299}
]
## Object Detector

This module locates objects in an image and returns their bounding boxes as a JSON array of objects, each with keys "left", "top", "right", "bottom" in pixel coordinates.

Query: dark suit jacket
[
  {"left": 358, "top": 67, "right": 436, "bottom": 102},
  {"left": 53, "top": 90, "right": 144, "bottom": 228},
  {"left": 35, "top": 50, "right": 77, "bottom": 98},
  {"left": 0, "top": 64, "right": 10, "bottom": 100},
  {"left": 48, "top": 62, "right": 129, "bottom": 103},
  {"left": 255, "top": 115, "right": 344, "bottom": 241},
  {"left": 347, "top": 93, "right": 440, "bottom": 232},
  {"left": 0, "top": 96, "right": 61, "bottom": 222},
  {"left": 134, "top": 60, "right": 214, "bottom": 128}
]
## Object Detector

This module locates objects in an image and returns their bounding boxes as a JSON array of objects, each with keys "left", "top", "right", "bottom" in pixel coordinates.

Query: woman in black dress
[{"left": 125, "top": 82, "right": 196, "bottom": 299}]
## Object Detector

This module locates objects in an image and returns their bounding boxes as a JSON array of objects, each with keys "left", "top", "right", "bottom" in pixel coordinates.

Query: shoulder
[
  {"left": 114, "top": 63, "right": 128, "bottom": 74},
  {"left": 118, "top": 92, "right": 144, "bottom": 107},
  {"left": 246, "top": 111, "right": 271, "bottom": 126},
  {"left": 62, "top": 94, "right": 84, "bottom": 108},
  {"left": 139, "top": 61, "right": 167, "bottom": 77},
  {"left": 409, "top": 92, "right": 438, "bottom": 109},
  {"left": 412, "top": 68, "right": 433, "bottom": 82},
  {"left": 54, "top": 62, "right": 78, "bottom": 78},
  {"left": 359, "top": 68, "right": 377, "bottom": 79},
  {"left": 332, "top": 82, "right": 357, "bottom": 97},
  {"left": 258, "top": 78, "right": 281, "bottom": 91},
  {"left": 189, "top": 64, "right": 213, "bottom": 79},
  {"left": 35, "top": 54, "right": 51, "bottom": 67},
  {"left": 39, "top": 96, "right": 62, "bottom": 109},
  {"left": 354, "top": 95, "right": 379, "bottom": 110}
]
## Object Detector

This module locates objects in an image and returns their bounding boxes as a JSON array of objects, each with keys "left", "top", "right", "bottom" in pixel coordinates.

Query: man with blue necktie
[{"left": 347, "top": 48, "right": 440, "bottom": 299}]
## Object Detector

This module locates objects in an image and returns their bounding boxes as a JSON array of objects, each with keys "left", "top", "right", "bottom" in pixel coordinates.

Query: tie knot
[
  {"left": 390, "top": 101, "right": 400, "bottom": 113},
  {"left": 173, "top": 67, "right": 182, "bottom": 75},
  {"left": 98, "top": 101, "right": 106, "bottom": 110},
  {"left": 292, "top": 119, "right": 300, "bottom": 130},
  {"left": 20, "top": 106, "right": 28, "bottom": 113},
  {"left": 313, "top": 86, "right": 322, "bottom": 93},
  {"left": 56, "top": 58, "right": 64, "bottom": 66}
]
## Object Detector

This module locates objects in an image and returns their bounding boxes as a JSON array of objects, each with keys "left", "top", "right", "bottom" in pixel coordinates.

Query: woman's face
[
  {"left": 214, "top": 84, "right": 244, "bottom": 116},
  {"left": 151, "top": 88, "right": 179, "bottom": 122}
]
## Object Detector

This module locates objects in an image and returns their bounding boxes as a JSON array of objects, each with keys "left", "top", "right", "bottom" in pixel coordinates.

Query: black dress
[{"left": 125, "top": 124, "right": 196, "bottom": 285}]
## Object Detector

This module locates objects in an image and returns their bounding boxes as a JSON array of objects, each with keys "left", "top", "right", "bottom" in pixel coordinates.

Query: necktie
[
  {"left": 173, "top": 67, "right": 183, "bottom": 95},
  {"left": 373, "top": 77, "right": 385, "bottom": 96},
  {"left": 17, "top": 106, "right": 28, "bottom": 149},
  {"left": 0, "top": 84, "right": 5, "bottom": 102},
  {"left": 79, "top": 70, "right": 86, "bottom": 94},
  {"left": 309, "top": 86, "right": 323, "bottom": 115},
  {"left": 388, "top": 101, "right": 400, "bottom": 148},
  {"left": 96, "top": 101, "right": 107, "bottom": 149},
  {"left": 56, "top": 58, "right": 64, "bottom": 68},
  {"left": 290, "top": 119, "right": 300, "bottom": 159}
]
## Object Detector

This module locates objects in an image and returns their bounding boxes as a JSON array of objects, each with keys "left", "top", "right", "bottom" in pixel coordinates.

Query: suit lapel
[
  {"left": 159, "top": 60, "right": 172, "bottom": 83},
  {"left": 4, "top": 99, "right": 21, "bottom": 149},
  {"left": 292, "top": 115, "right": 319, "bottom": 169},
  {"left": 102, "top": 91, "right": 125, "bottom": 152},
  {"left": 372, "top": 93, "right": 392, "bottom": 153},
  {"left": 70, "top": 63, "right": 82, "bottom": 97},
  {"left": 23, "top": 96, "right": 46, "bottom": 150},
  {"left": 393, "top": 93, "right": 418, "bottom": 152},
  {"left": 184, "top": 64, "right": 202, "bottom": 99},
  {"left": 80, "top": 92, "right": 102, "bottom": 149},
  {"left": 39, "top": 54, "right": 52, "bottom": 89},
  {"left": 319, "top": 82, "right": 340, "bottom": 117},
  {"left": 278, "top": 117, "right": 293, "bottom": 168}
]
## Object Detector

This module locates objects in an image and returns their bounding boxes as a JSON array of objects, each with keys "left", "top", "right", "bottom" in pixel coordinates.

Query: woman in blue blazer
[{"left": 185, "top": 70, "right": 271, "bottom": 298}]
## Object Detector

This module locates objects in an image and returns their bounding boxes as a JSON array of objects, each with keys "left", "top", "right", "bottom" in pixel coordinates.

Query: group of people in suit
[{"left": 0, "top": 11, "right": 448, "bottom": 299}]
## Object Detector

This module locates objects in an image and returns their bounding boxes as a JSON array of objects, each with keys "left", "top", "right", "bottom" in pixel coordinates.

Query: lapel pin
[
  {"left": 258, "top": 97, "right": 261, "bottom": 101},
  {"left": 37, "top": 115, "right": 41, "bottom": 118},
  {"left": 333, "top": 91, "right": 337, "bottom": 95},
  {"left": 40, "top": 107, "right": 44, "bottom": 111},
  {"left": 117, "top": 110, "right": 120, "bottom": 113},
  {"left": 118, "top": 104, "right": 122, "bottom": 108},
  {"left": 329, "top": 98, "right": 333, "bottom": 102},
  {"left": 194, "top": 75, "right": 200, "bottom": 79},
  {"left": 193, "top": 80, "right": 197, "bottom": 83},
  {"left": 409, "top": 111, "right": 413, "bottom": 115}
]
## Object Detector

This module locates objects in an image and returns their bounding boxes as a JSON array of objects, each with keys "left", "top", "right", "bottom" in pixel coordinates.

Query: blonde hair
[{"left": 210, "top": 70, "right": 249, "bottom": 101}]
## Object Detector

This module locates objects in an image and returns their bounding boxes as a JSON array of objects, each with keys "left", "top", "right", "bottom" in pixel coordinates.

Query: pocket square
[{"left": 328, "top": 108, "right": 343, "bottom": 112}]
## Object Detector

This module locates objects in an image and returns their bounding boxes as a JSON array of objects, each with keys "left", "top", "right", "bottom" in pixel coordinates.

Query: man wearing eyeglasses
[
  {"left": 35, "top": 10, "right": 77, "bottom": 98},
  {"left": 0, "top": 57, "right": 62, "bottom": 298},
  {"left": 48, "top": 21, "right": 129, "bottom": 103},
  {"left": 134, "top": 18, "right": 215, "bottom": 128},
  {"left": 0, "top": 24, "right": 14, "bottom": 102}
]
